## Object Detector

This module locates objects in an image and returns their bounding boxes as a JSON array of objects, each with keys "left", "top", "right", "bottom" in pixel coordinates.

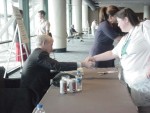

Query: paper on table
[{"left": 97, "top": 70, "right": 118, "bottom": 75}]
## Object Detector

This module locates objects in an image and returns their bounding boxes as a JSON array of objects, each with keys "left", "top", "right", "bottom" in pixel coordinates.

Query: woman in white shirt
[{"left": 85, "top": 8, "right": 150, "bottom": 113}]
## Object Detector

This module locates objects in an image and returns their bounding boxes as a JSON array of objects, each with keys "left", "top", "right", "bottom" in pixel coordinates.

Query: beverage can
[
  {"left": 68, "top": 79, "right": 76, "bottom": 93},
  {"left": 60, "top": 79, "right": 67, "bottom": 94}
]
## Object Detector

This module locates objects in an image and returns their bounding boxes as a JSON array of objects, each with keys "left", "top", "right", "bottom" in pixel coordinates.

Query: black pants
[{"left": 0, "top": 88, "right": 34, "bottom": 113}]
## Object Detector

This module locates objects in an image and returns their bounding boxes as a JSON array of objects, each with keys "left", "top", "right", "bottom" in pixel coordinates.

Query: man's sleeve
[{"left": 37, "top": 51, "right": 77, "bottom": 71}]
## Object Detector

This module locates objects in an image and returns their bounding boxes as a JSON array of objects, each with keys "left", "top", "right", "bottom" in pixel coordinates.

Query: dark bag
[{"left": 52, "top": 72, "right": 75, "bottom": 87}]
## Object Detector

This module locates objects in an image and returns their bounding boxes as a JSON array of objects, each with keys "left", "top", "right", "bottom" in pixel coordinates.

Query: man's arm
[{"left": 37, "top": 51, "right": 77, "bottom": 71}]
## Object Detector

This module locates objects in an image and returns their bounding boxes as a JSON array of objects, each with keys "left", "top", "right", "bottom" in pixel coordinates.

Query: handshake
[{"left": 81, "top": 56, "right": 96, "bottom": 68}]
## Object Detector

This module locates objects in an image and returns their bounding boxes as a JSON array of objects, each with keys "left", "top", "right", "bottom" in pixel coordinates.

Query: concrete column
[
  {"left": 39, "top": 0, "right": 44, "bottom": 10},
  {"left": 72, "top": 0, "right": 82, "bottom": 33},
  {"left": 66, "top": 0, "right": 72, "bottom": 36},
  {"left": 143, "top": 5, "right": 150, "bottom": 19},
  {"left": 39, "top": 0, "right": 48, "bottom": 20},
  {"left": 48, "top": 0, "right": 67, "bottom": 52},
  {"left": 82, "top": 1, "right": 89, "bottom": 32},
  {"left": 42, "top": 0, "right": 49, "bottom": 20}
]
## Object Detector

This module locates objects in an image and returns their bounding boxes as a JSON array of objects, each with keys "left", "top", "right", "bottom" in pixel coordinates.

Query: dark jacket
[
  {"left": 90, "top": 21, "right": 122, "bottom": 68},
  {"left": 20, "top": 48, "right": 77, "bottom": 106}
]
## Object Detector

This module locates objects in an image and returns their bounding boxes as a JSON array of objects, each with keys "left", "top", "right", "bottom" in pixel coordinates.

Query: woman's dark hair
[
  {"left": 38, "top": 10, "right": 46, "bottom": 16},
  {"left": 99, "top": 5, "right": 119, "bottom": 23},
  {"left": 115, "top": 8, "right": 140, "bottom": 26},
  {"left": 99, "top": 7, "right": 107, "bottom": 22},
  {"left": 106, "top": 5, "right": 119, "bottom": 16}
]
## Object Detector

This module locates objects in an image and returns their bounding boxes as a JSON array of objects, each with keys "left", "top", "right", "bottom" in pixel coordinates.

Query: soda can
[
  {"left": 68, "top": 78, "right": 76, "bottom": 93},
  {"left": 60, "top": 79, "right": 67, "bottom": 94}
]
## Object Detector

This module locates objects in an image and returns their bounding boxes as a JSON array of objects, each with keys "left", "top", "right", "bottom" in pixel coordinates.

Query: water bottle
[
  {"left": 35, "top": 104, "right": 46, "bottom": 113},
  {"left": 76, "top": 70, "right": 83, "bottom": 91}
]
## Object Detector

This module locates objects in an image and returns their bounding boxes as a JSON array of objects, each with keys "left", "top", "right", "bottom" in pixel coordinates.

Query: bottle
[
  {"left": 76, "top": 70, "right": 83, "bottom": 91},
  {"left": 35, "top": 104, "right": 46, "bottom": 113}
]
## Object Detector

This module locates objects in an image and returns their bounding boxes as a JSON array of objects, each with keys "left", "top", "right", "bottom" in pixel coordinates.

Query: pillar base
[{"left": 53, "top": 48, "right": 66, "bottom": 53}]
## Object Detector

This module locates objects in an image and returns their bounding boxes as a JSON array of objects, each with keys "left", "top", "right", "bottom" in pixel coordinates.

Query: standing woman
[
  {"left": 86, "top": 8, "right": 150, "bottom": 113},
  {"left": 90, "top": 5, "right": 123, "bottom": 68}
]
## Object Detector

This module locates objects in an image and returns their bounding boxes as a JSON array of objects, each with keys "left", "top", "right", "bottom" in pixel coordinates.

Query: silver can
[
  {"left": 68, "top": 78, "right": 76, "bottom": 93},
  {"left": 60, "top": 79, "right": 67, "bottom": 94}
]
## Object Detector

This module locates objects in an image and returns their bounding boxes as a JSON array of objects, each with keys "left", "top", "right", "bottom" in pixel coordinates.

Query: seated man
[
  {"left": 20, "top": 35, "right": 90, "bottom": 109},
  {"left": 69, "top": 25, "right": 84, "bottom": 42}
]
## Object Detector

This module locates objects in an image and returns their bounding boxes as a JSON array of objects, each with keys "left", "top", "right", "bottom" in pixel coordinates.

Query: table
[{"left": 33, "top": 68, "right": 138, "bottom": 113}]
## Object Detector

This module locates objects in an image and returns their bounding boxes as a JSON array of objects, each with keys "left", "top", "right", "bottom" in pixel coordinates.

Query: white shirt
[
  {"left": 37, "top": 19, "right": 50, "bottom": 35},
  {"left": 91, "top": 21, "right": 98, "bottom": 36},
  {"left": 112, "top": 23, "right": 150, "bottom": 105}
]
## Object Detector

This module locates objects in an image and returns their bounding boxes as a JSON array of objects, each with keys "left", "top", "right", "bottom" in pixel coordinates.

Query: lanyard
[{"left": 121, "top": 28, "right": 135, "bottom": 56}]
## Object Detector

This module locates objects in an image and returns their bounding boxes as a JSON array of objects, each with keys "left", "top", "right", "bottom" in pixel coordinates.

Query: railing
[{"left": 0, "top": 40, "right": 12, "bottom": 44}]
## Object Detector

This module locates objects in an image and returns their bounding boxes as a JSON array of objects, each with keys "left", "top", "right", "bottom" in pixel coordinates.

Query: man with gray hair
[{"left": 20, "top": 35, "right": 91, "bottom": 109}]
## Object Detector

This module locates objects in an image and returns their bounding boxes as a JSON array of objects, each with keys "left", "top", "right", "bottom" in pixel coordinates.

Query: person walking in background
[
  {"left": 91, "top": 20, "right": 98, "bottom": 36},
  {"left": 36, "top": 10, "right": 50, "bottom": 36},
  {"left": 85, "top": 8, "right": 150, "bottom": 113},
  {"left": 89, "top": 5, "right": 123, "bottom": 68}
]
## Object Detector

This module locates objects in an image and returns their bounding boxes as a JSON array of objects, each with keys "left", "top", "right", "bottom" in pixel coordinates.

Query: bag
[{"left": 52, "top": 72, "right": 75, "bottom": 87}]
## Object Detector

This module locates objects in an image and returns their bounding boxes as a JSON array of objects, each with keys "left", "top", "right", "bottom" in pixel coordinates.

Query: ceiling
[
  {"left": 12, "top": 0, "right": 150, "bottom": 12},
  {"left": 91, "top": 0, "right": 150, "bottom": 12}
]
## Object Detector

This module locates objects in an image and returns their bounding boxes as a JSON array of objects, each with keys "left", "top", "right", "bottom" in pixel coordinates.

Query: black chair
[
  {"left": 0, "top": 88, "right": 34, "bottom": 113},
  {"left": 0, "top": 68, "right": 34, "bottom": 113},
  {"left": 0, "top": 66, "right": 5, "bottom": 88},
  {"left": 4, "top": 78, "right": 21, "bottom": 88}
]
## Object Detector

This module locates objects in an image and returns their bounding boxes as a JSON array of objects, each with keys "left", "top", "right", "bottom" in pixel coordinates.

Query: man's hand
[{"left": 81, "top": 56, "right": 95, "bottom": 68}]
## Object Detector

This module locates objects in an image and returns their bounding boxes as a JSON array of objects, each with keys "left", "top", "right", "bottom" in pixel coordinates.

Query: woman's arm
[{"left": 93, "top": 50, "right": 117, "bottom": 61}]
